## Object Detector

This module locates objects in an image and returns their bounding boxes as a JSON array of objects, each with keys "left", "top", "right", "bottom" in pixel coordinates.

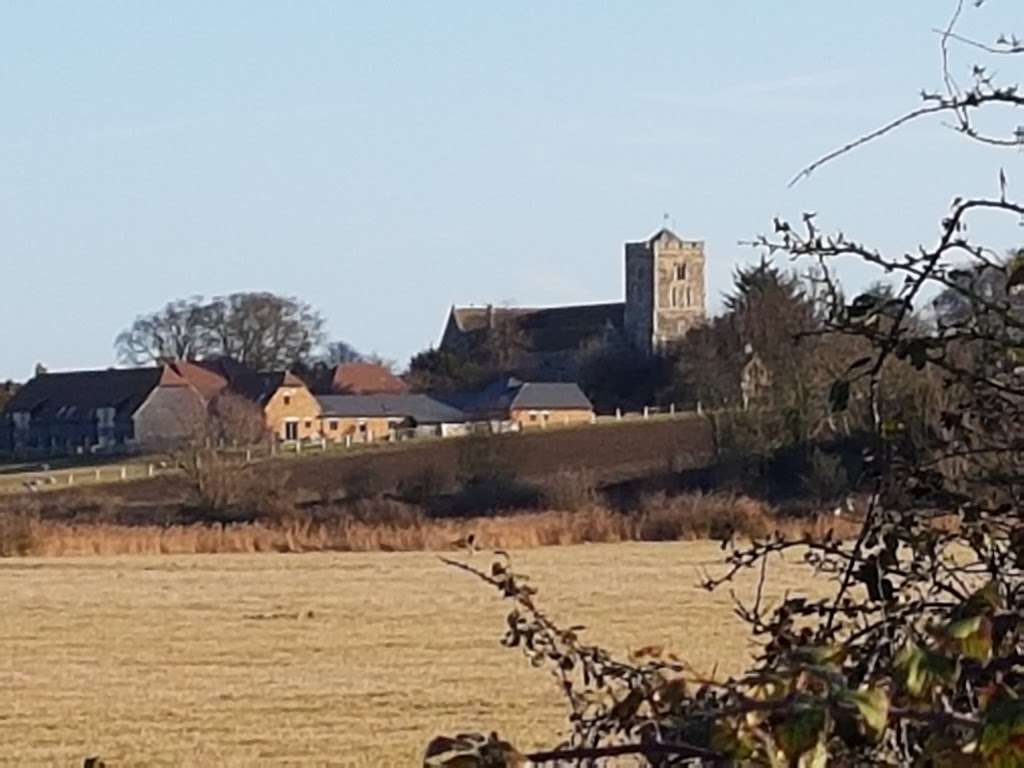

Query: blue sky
[{"left": 1, "top": 1, "right": 1020, "bottom": 379}]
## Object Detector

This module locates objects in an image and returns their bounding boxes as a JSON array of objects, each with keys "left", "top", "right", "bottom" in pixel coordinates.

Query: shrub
[
  {"left": 800, "top": 447, "right": 849, "bottom": 503},
  {"left": 0, "top": 495, "right": 40, "bottom": 556},
  {"left": 396, "top": 465, "right": 451, "bottom": 504},
  {"left": 340, "top": 466, "right": 388, "bottom": 500},
  {"left": 635, "top": 492, "right": 772, "bottom": 541},
  {"left": 538, "top": 468, "right": 598, "bottom": 512}
]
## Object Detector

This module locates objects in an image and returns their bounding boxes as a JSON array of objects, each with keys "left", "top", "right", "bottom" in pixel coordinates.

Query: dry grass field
[{"left": 0, "top": 542, "right": 831, "bottom": 766}]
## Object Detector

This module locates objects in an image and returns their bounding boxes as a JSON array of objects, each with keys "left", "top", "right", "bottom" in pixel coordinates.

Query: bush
[
  {"left": 340, "top": 466, "right": 389, "bottom": 500},
  {"left": 800, "top": 447, "right": 849, "bottom": 503},
  {"left": 448, "top": 476, "right": 541, "bottom": 517},
  {"left": 538, "top": 468, "right": 598, "bottom": 512},
  {"left": 396, "top": 465, "right": 451, "bottom": 504},
  {"left": 0, "top": 495, "right": 41, "bottom": 556},
  {"left": 345, "top": 497, "right": 425, "bottom": 526},
  {"left": 635, "top": 492, "right": 772, "bottom": 541}
]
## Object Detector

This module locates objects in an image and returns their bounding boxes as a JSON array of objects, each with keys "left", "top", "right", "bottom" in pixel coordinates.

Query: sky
[{"left": 2, "top": 1, "right": 1021, "bottom": 380}]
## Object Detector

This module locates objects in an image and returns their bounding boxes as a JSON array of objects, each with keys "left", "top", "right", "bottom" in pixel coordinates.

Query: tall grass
[{"left": 14, "top": 492, "right": 863, "bottom": 558}]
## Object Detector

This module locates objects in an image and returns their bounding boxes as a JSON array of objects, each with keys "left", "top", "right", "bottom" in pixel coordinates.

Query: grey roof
[
  {"left": 510, "top": 382, "right": 592, "bottom": 410},
  {"left": 464, "top": 377, "right": 593, "bottom": 414},
  {"left": 316, "top": 394, "right": 466, "bottom": 425},
  {"left": 447, "top": 302, "right": 624, "bottom": 353},
  {"left": 3, "top": 367, "right": 184, "bottom": 421}
]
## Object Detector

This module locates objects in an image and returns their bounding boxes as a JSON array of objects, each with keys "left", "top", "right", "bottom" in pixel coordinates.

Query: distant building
[
  {"left": 438, "top": 228, "right": 707, "bottom": 378},
  {"left": 303, "top": 362, "right": 408, "bottom": 396},
  {"left": 460, "top": 377, "right": 594, "bottom": 430},
  {"left": 317, "top": 394, "right": 467, "bottom": 442},
  {"left": 1, "top": 366, "right": 207, "bottom": 454}
]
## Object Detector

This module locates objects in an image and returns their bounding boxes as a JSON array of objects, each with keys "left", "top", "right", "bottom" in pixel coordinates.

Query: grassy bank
[{"left": 5, "top": 493, "right": 861, "bottom": 558}]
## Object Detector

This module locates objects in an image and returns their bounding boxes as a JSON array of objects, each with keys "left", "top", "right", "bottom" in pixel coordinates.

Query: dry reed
[{"left": 20, "top": 492, "right": 863, "bottom": 558}]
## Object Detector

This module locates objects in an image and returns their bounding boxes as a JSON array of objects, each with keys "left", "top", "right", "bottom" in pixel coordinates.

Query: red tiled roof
[
  {"left": 168, "top": 360, "right": 229, "bottom": 402},
  {"left": 330, "top": 363, "right": 408, "bottom": 395}
]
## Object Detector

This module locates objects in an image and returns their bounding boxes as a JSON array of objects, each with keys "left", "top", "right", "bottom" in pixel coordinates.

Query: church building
[{"left": 438, "top": 228, "right": 707, "bottom": 379}]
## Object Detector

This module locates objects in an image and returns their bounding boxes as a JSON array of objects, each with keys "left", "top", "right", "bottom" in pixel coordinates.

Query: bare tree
[
  {"left": 115, "top": 297, "right": 213, "bottom": 365},
  {"left": 115, "top": 292, "right": 327, "bottom": 370},
  {"left": 207, "top": 392, "right": 268, "bottom": 445}
]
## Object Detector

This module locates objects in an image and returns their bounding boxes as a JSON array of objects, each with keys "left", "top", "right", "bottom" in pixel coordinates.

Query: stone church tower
[{"left": 623, "top": 228, "right": 707, "bottom": 354}]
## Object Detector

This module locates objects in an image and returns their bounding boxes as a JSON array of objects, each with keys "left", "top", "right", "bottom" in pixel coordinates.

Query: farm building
[
  {"left": 460, "top": 377, "right": 594, "bottom": 429},
  {"left": 0, "top": 365, "right": 207, "bottom": 454},
  {"left": 317, "top": 394, "right": 467, "bottom": 442}
]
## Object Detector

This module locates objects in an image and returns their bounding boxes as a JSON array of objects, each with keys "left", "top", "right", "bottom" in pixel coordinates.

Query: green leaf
[
  {"left": 775, "top": 701, "right": 827, "bottom": 761},
  {"left": 966, "top": 581, "right": 1003, "bottom": 612},
  {"left": 947, "top": 615, "right": 984, "bottom": 640},
  {"left": 847, "top": 687, "right": 890, "bottom": 742},
  {"left": 896, "top": 641, "right": 960, "bottom": 699},
  {"left": 980, "top": 696, "right": 1024, "bottom": 766}
]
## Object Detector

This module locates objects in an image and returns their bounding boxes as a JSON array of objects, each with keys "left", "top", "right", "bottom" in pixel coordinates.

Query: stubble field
[{"left": 0, "top": 542, "right": 828, "bottom": 766}]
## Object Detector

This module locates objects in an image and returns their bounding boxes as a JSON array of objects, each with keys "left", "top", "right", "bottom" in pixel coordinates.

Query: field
[
  {"left": 0, "top": 542, "right": 830, "bottom": 766},
  {"left": 24, "top": 416, "right": 713, "bottom": 507}
]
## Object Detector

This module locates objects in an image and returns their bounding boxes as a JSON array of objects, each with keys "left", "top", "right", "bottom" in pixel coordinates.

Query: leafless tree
[{"left": 115, "top": 292, "right": 327, "bottom": 370}]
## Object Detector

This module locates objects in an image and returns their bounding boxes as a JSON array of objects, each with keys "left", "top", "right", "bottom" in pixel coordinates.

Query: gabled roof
[
  {"left": 447, "top": 302, "right": 624, "bottom": 353},
  {"left": 167, "top": 360, "right": 230, "bottom": 402},
  {"left": 463, "top": 377, "right": 593, "bottom": 414},
  {"left": 329, "top": 363, "right": 408, "bottom": 395},
  {"left": 3, "top": 367, "right": 179, "bottom": 420},
  {"left": 229, "top": 370, "right": 306, "bottom": 405},
  {"left": 510, "top": 382, "right": 593, "bottom": 410},
  {"left": 316, "top": 394, "right": 465, "bottom": 424}
]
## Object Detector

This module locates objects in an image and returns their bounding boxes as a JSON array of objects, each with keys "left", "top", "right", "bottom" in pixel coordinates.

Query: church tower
[{"left": 623, "top": 228, "right": 707, "bottom": 354}]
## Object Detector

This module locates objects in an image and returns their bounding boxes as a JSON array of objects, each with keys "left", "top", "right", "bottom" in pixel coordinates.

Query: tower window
[
  {"left": 686, "top": 287, "right": 693, "bottom": 307},
  {"left": 676, "top": 263, "right": 687, "bottom": 281}
]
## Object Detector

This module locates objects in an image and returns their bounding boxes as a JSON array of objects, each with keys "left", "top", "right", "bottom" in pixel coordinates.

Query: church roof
[{"left": 448, "top": 302, "right": 624, "bottom": 353}]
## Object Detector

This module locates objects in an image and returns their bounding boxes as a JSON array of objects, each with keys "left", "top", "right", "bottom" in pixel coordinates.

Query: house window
[
  {"left": 12, "top": 412, "right": 30, "bottom": 430},
  {"left": 686, "top": 287, "right": 692, "bottom": 307},
  {"left": 96, "top": 407, "right": 116, "bottom": 429},
  {"left": 283, "top": 395, "right": 292, "bottom": 406},
  {"left": 329, "top": 420, "right": 338, "bottom": 431},
  {"left": 528, "top": 411, "right": 538, "bottom": 421},
  {"left": 304, "top": 420, "right": 312, "bottom": 429},
  {"left": 284, "top": 421, "right": 298, "bottom": 441},
  {"left": 676, "top": 263, "right": 687, "bottom": 281}
]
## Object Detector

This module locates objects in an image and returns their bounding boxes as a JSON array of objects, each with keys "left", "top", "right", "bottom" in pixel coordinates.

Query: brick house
[
  {"left": 170, "top": 359, "right": 323, "bottom": 443},
  {"left": 228, "top": 369, "right": 321, "bottom": 442},
  {"left": 316, "top": 394, "right": 466, "bottom": 443},
  {"left": 461, "top": 377, "right": 594, "bottom": 429}
]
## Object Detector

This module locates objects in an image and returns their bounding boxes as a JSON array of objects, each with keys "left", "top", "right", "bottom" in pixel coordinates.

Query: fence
[
  {"left": 0, "top": 403, "right": 700, "bottom": 495},
  {"left": 0, "top": 461, "right": 169, "bottom": 495}
]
